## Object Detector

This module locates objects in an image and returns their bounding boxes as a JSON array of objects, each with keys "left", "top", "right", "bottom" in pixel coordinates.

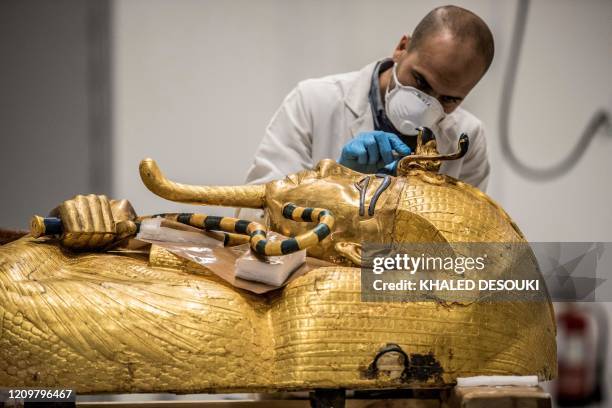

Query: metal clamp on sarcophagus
[{"left": 0, "top": 128, "right": 556, "bottom": 396}]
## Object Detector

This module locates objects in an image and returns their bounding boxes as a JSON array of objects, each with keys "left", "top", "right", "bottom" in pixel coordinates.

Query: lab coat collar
[{"left": 345, "top": 60, "right": 380, "bottom": 137}]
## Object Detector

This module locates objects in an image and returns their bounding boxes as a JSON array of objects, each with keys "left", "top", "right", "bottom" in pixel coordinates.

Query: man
[{"left": 245, "top": 5, "right": 493, "bottom": 192}]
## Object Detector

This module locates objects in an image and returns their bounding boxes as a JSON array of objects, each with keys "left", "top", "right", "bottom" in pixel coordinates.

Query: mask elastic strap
[
  {"left": 391, "top": 63, "right": 404, "bottom": 89},
  {"left": 385, "top": 63, "right": 404, "bottom": 104}
]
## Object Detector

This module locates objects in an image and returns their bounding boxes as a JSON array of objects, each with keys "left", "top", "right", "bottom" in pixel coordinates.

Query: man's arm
[
  {"left": 459, "top": 122, "right": 490, "bottom": 191},
  {"left": 244, "top": 84, "right": 313, "bottom": 185}
]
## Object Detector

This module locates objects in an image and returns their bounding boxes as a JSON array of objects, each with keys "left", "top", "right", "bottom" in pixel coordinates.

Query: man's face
[{"left": 392, "top": 32, "right": 487, "bottom": 114}]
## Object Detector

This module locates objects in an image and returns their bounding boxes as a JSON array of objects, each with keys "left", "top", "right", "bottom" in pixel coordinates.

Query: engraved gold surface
[
  {"left": 0, "top": 139, "right": 556, "bottom": 393},
  {"left": 0, "top": 238, "right": 555, "bottom": 393}
]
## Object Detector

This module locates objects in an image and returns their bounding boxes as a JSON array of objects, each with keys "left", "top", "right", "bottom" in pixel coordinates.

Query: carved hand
[{"left": 46, "top": 194, "right": 138, "bottom": 249}]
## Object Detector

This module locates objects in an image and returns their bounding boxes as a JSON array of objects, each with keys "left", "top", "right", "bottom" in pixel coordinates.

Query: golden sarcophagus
[{"left": 0, "top": 131, "right": 556, "bottom": 394}]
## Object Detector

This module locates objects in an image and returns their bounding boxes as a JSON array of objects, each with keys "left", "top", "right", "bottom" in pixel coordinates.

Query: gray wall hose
[{"left": 499, "top": 0, "right": 610, "bottom": 181}]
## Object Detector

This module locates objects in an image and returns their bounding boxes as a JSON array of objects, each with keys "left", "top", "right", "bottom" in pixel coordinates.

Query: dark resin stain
[{"left": 405, "top": 351, "right": 443, "bottom": 382}]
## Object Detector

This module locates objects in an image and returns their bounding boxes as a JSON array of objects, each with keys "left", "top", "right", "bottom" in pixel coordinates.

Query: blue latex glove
[{"left": 338, "top": 131, "right": 411, "bottom": 174}]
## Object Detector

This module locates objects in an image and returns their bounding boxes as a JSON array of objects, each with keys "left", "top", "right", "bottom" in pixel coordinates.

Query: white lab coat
[{"left": 242, "top": 60, "right": 490, "bottom": 218}]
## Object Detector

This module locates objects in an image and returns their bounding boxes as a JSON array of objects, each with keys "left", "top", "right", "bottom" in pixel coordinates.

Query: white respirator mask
[{"left": 384, "top": 63, "right": 445, "bottom": 135}]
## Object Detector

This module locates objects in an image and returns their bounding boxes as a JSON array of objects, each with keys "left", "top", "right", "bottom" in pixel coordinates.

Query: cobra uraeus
[{"left": 149, "top": 203, "right": 334, "bottom": 257}]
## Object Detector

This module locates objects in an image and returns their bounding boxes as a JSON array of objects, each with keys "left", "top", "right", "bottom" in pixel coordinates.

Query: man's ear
[
  {"left": 392, "top": 35, "right": 411, "bottom": 62},
  {"left": 335, "top": 241, "right": 362, "bottom": 266}
]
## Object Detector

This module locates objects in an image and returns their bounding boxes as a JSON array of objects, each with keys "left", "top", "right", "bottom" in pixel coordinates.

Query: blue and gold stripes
[
  {"left": 279, "top": 203, "right": 333, "bottom": 253},
  {"left": 149, "top": 203, "right": 334, "bottom": 257}
]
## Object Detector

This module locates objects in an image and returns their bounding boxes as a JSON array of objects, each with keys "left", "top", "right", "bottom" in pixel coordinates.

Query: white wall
[
  {"left": 477, "top": 0, "right": 612, "bottom": 243},
  {"left": 112, "top": 0, "right": 612, "bottom": 396}
]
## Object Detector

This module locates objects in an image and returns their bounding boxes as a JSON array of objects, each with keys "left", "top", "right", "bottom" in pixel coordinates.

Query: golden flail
[{"left": 1, "top": 131, "right": 556, "bottom": 393}]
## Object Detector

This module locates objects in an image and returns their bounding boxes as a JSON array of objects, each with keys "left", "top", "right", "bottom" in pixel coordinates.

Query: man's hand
[
  {"left": 49, "top": 194, "right": 137, "bottom": 249},
  {"left": 338, "top": 131, "right": 411, "bottom": 174}
]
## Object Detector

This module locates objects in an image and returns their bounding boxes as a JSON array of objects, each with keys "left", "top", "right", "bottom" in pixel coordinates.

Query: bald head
[
  {"left": 383, "top": 5, "right": 494, "bottom": 113},
  {"left": 409, "top": 5, "right": 495, "bottom": 73}
]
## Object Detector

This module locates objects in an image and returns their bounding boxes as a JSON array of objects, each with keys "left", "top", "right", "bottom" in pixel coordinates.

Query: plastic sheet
[{"left": 136, "top": 217, "right": 330, "bottom": 293}]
